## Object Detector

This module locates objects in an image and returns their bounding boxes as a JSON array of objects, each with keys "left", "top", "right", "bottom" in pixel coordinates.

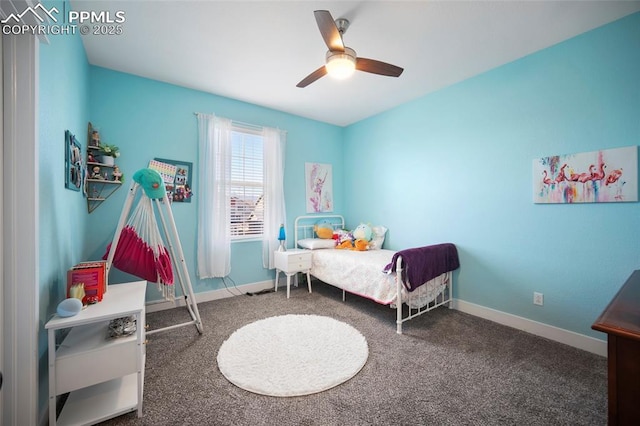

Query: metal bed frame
[{"left": 294, "top": 215, "right": 453, "bottom": 333}]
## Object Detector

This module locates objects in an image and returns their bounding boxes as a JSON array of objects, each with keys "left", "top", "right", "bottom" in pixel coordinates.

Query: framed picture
[
  {"left": 305, "top": 162, "right": 333, "bottom": 212},
  {"left": 152, "top": 158, "right": 193, "bottom": 203},
  {"left": 533, "top": 146, "right": 638, "bottom": 203},
  {"left": 65, "top": 130, "right": 83, "bottom": 191}
]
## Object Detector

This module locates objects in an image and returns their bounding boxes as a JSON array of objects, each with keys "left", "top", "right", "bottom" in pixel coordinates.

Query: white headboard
[{"left": 294, "top": 215, "right": 345, "bottom": 247}]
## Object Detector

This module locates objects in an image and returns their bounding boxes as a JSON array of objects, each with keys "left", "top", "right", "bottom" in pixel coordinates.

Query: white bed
[{"left": 294, "top": 215, "right": 457, "bottom": 334}]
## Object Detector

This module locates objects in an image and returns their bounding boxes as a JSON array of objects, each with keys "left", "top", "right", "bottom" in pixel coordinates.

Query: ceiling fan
[{"left": 296, "top": 10, "right": 404, "bottom": 88}]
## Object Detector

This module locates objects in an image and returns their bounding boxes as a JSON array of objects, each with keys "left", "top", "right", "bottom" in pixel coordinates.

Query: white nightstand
[{"left": 274, "top": 249, "right": 312, "bottom": 298}]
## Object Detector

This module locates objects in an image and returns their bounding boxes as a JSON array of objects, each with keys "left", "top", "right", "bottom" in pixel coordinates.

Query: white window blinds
[{"left": 230, "top": 128, "right": 264, "bottom": 238}]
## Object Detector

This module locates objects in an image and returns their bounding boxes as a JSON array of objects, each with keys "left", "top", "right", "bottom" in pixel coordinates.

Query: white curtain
[
  {"left": 197, "top": 113, "right": 232, "bottom": 278},
  {"left": 262, "top": 127, "right": 287, "bottom": 269}
]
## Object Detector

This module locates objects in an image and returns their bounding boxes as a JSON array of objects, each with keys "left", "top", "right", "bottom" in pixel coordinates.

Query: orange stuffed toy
[
  {"left": 336, "top": 238, "right": 368, "bottom": 251},
  {"left": 336, "top": 240, "right": 353, "bottom": 249},
  {"left": 354, "top": 238, "right": 369, "bottom": 251},
  {"left": 314, "top": 220, "right": 334, "bottom": 239}
]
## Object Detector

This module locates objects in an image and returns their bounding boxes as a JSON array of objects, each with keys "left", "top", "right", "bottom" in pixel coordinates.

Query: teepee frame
[{"left": 105, "top": 178, "right": 203, "bottom": 335}]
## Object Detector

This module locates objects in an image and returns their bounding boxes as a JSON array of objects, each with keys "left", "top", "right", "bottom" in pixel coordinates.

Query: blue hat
[{"left": 133, "top": 168, "right": 166, "bottom": 199}]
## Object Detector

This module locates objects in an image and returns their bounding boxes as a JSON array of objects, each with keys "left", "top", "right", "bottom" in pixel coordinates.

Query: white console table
[{"left": 46, "top": 281, "right": 147, "bottom": 426}]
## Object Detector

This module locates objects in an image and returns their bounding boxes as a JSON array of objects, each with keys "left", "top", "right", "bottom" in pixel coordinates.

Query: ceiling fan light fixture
[{"left": 325, "top": 48, "right": 356, "bottom": 79}]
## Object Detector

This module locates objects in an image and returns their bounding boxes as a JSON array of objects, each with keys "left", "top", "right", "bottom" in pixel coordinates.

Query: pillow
[
  {"left": 368, "top": 225, "right": 387, "bottom": 250},
  {"left": 297, "top": 238, "right": 336, "bottom": 250}
]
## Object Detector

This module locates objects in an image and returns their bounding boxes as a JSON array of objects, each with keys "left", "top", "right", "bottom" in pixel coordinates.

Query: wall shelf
[
  {"left": 87, "top": 179, "right": 123, "bottom": 213},
  {"left": 86, "top": 122, "right": 123, "bottom": 213}
]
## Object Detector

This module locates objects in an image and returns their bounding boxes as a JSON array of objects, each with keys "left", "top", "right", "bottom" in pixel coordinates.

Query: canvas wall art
[
  {"left": 306, "top": 162, "right": 333, "bottom": 212},
  {"left": 533, "top": 146, "right": 637, "bottom": 203}
]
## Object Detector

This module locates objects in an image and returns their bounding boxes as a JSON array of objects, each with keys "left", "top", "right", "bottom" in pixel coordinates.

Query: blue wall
[
  {"left": 86, "top": 67, "right": 344, "bottom": 296},
  {"left": 38, "top": 0, "right": 91, "bottom": 416},
  {"left": 35, "top": 7, "right": 639, "bottom": 420},
  {"left": 343, "top": 12, "right": 640, "bottom": 340}
]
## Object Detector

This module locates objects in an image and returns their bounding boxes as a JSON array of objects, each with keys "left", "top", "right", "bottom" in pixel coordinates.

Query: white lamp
[{"left": 325, "top": 47, "right": 356, "bottom": 79}]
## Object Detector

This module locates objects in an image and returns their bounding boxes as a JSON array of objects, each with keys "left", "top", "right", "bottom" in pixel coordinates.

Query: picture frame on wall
[
  {"left": 152, "top": 158, "right": 193, "bottom": 203},
  {"left": 533, "top": 146, "right": 638, "bottom": 203},
  {"left": 305, "top": 162, "right": 333, "bottom": 213},
  {"left": 65, "top": 130, "right": 83, "bottom": 192}
]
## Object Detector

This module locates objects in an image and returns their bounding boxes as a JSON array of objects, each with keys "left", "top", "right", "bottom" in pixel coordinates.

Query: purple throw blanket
[{"left": 383, "top": 243, "right": 460, "bottom": 292}]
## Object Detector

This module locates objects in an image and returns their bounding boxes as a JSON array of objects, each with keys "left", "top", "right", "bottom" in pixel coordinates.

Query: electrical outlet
[{"left": 533, "top": 292, "right": 544, "bottom": 306}]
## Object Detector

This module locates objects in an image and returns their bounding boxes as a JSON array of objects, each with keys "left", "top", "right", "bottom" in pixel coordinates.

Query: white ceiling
[{"left": 71, "top": 1, "right": 640, "bottom": 127}]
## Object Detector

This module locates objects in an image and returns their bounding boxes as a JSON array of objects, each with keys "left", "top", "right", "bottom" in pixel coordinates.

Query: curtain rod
[{"left": 194, "top": 112, "right": 283, "bottom": 133}]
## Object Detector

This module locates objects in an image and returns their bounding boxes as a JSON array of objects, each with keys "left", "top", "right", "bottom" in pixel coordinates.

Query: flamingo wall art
[{"left": 533, "top": 146, "right": 637, "bottom": 203}]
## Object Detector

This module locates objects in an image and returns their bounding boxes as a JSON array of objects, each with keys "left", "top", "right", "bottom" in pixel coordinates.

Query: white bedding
[{"left": 310, "top": 249, "right": 448, "bottom": 306}]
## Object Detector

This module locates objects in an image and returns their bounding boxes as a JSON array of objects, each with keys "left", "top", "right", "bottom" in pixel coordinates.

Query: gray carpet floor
[{"left": 97, "top": 280, "right": 607, "bottom": 426}]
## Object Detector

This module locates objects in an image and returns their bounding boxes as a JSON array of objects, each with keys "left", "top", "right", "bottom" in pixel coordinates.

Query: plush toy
[
  {"left": 333, "top": 229, "right": 353, "bottom": 244},
  {"left": 354, "top": 239, "right": 369, "bottom": 251},
  {"left": 314, "top": 220, "right": 334, "bottom": 239},
  {"left": 336, "top": 238, "right": 368, "bottom": 251},
  {"left": 352, "top": 223, "right": 373, "bottom": 241},
  {"left": 336, "top": 240, "right": 353, "bottom": 249}
]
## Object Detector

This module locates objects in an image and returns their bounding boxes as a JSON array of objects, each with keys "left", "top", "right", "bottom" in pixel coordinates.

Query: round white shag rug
[{"left": 217, "top": 314, "right": 369, "bottom": 397}]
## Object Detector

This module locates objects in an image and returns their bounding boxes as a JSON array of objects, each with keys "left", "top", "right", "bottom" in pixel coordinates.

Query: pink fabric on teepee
[{"left": 102, "top": 196, "right": 173, "bottom": 285}]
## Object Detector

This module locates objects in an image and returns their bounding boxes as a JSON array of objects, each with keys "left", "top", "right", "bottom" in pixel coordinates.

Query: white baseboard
[
  {"left": 144, "top": 282, "right": 607, "bottom": 357},
  {"left": 453, "top": 299, "right": 607, "bottom": 357},
  {"left": 145, "top": 280, "right": 275, "bottom": 313}
]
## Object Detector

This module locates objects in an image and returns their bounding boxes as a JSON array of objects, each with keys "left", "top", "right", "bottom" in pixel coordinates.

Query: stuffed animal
[
  {"left": 354, "top": 239, "right": 369, "bottom": 251},
  {"left": 333, "top": 229, "right": 353, "bottom": 244},
  {"left": 336, "top": 240, "right": 353, "bottom": 249},
  {"left": 314, "top": 220, "right": 334, "bottom": 239},
  {"left": 336, "top": 238, "right": 368, "bottom": 251},
  {"left": 352, "top": 223, "right": 373, "bottom": 241}
]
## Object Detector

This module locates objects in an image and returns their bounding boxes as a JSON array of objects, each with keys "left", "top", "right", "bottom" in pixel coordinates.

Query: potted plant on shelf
[{"left": 98, "top": 144, "right": 120, "bottom": 166}]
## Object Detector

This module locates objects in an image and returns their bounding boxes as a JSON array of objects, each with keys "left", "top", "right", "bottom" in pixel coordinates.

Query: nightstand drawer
[
  {"left": 274, "top": 250, "right": 312, "bottom": 272},
  {"left": 287, "top": 257, "right": 311, "bottom": 270}
]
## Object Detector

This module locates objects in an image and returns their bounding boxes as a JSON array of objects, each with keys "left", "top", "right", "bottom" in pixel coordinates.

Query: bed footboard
[{"left": 395, "top": 256, "right": 453, "bottom": 334}]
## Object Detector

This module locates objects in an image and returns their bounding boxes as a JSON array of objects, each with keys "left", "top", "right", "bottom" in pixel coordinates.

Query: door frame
[{"left": 1, "top": 0, "right": 43, "bottom": 424}]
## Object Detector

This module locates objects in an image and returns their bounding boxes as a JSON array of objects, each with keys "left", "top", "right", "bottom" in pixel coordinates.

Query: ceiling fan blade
[
  {"left": 296, "top": 65, "right": 328, "bottom": 88},
  {"left": 314, "top": 10, "right": 344, "bottom": 52},
  {"left": 356, "top": 58, "right": 404, "bottom": 77}
]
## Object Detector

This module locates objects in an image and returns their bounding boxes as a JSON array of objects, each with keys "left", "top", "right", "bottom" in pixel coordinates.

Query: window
[
  {"left": 197, "top": 113, "right": 285, "bottom": 277},
  {"left": 230, "top": 127, "right": 264, "bottom": 239}
]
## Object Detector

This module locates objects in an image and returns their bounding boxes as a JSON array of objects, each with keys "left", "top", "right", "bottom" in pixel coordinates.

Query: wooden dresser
[{"left": 592, "top": 270, "right": 640, "bottom": 425}]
